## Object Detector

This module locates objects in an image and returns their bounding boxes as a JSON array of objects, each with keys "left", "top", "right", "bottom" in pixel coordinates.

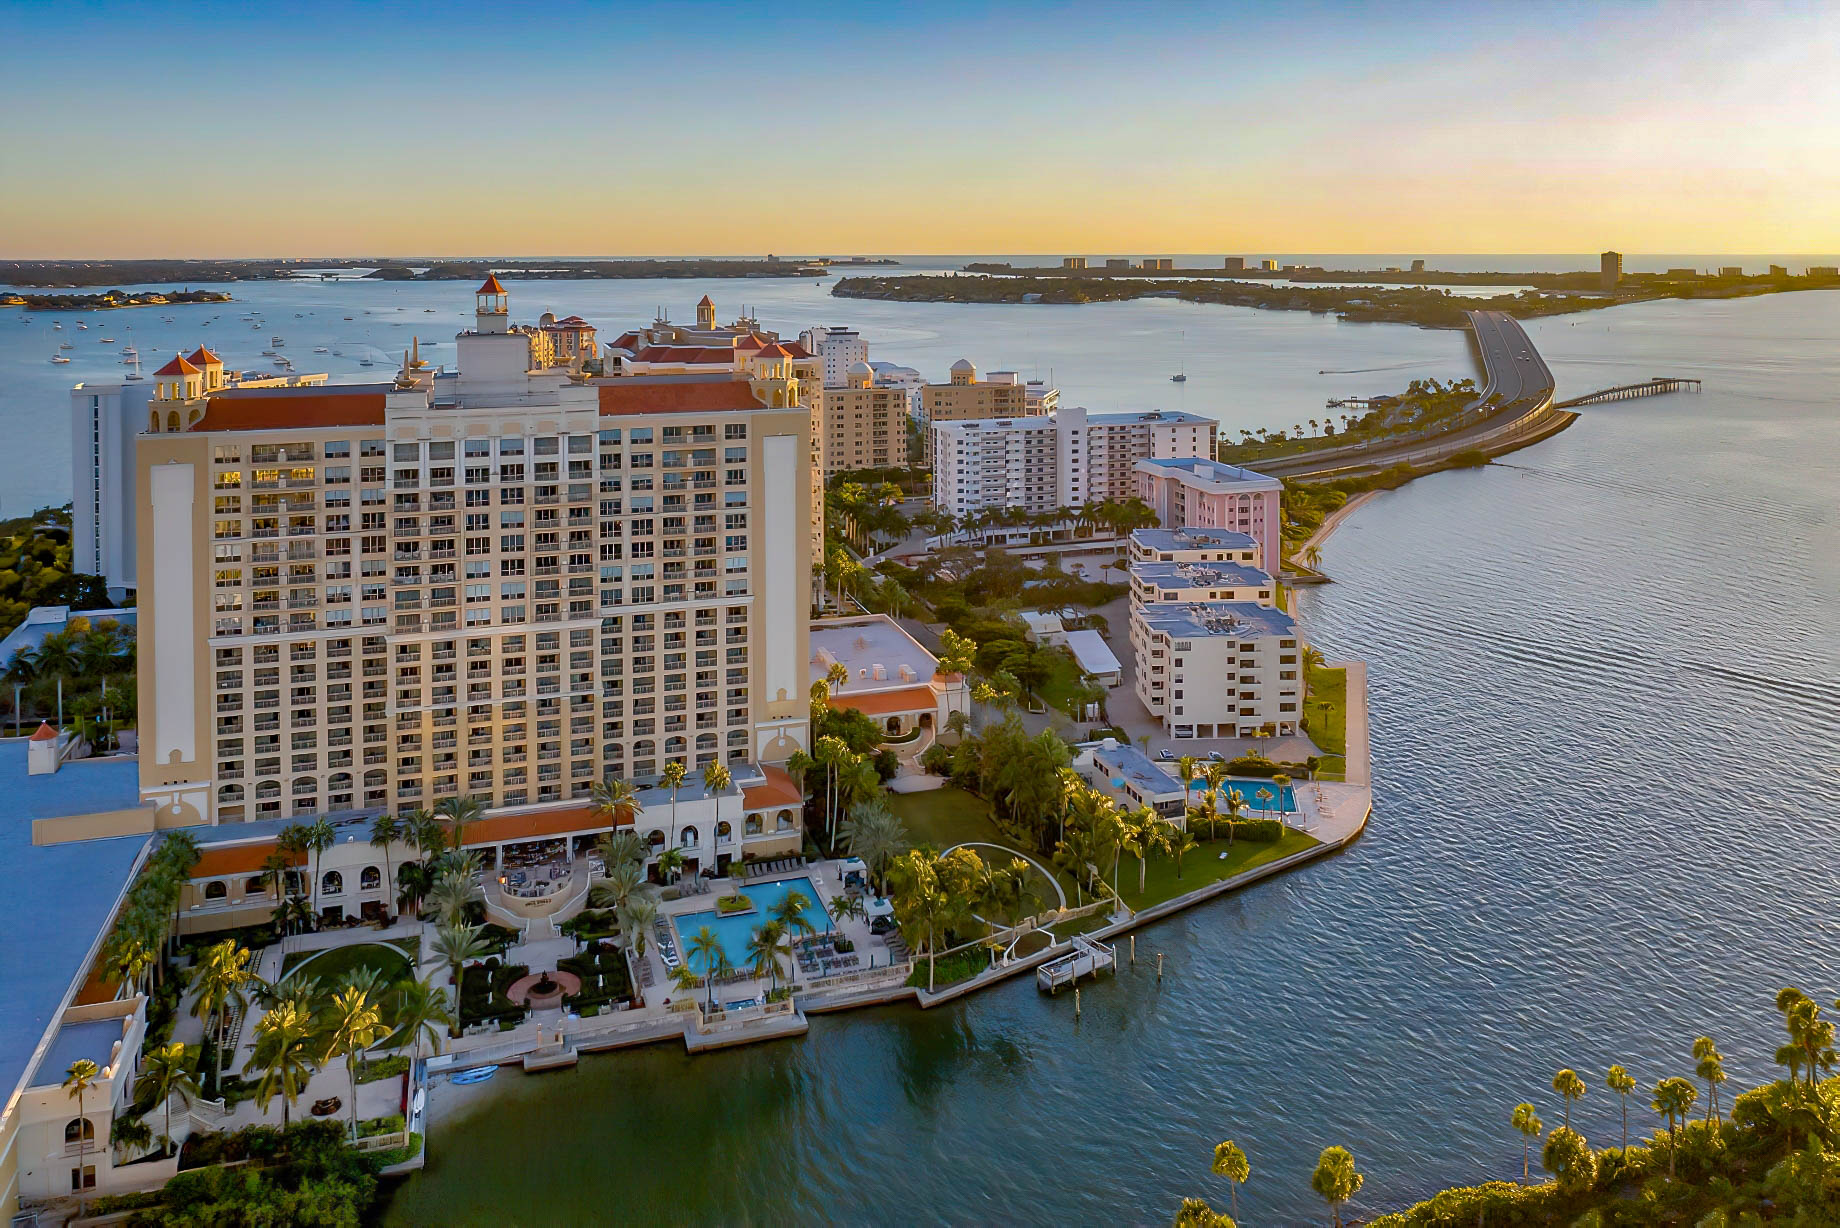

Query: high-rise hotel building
[{"left": 134, "top": 279, "right": 812, "bottom": 828}]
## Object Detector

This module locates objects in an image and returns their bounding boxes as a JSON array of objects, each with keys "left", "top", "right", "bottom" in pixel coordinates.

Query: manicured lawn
[
  {"left": 888, "top": 787, "right": 1006, "bottom": 850},
  {"left": 1302, "top": 663, "right": 1347, "bottom": 759},
  {"left": 1108, "top": 827, "right": 1319, "bottom": 913},
  {"left": 1036, "top": 649, "right": 1090, "bottom": 713},
  {"left": 279, "top": 940, "right": 415, "bottom": 987}
]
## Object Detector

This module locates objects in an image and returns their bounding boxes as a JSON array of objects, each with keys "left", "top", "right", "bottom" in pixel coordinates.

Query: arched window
[
  {"left": 148, "top": 411, "right": 160, "bottom": 433},
  {"left": 745, "top": 815, "right": 763, "bottom": 835},
  {"left": 695, "top": 733, "right": 717, "bottom": 751},
  {"left": 218, "top": 784, "right": 244, "bottom": 803},
  {"left": 204, "top": 880, "right": 227, "bottom": 900},
  {"left": 715, "top": 821, "right": 732, "bottom": 840},
  {"left": 255, "top": 780, "right": 281, "bottom": 799},
  {"left": 245, "top": 876, "right": 266, "bottom": 896},
  {"left": 886, "top": 716, "right": 902, "bottom": 734},
  {"left": 65, "top": 1117, "right": 94, "bottom": 1145},
  {"left": 166, "top": 411, "right": 180, "bottom": 431},
  {"left": 328, "top": 771, "right": 352, "bottom": 790},
  {"left": 363, "top": 769, "right": 386, "bottom": 787},
  {"left": 776, "top": 809, "right": 795, "bottom": 831},
  {"left": 664, "top": 736, "right": 686, "bottom": 756},
  {"left": 321, "top": 870, "right": 343, "bottom": 896},
  {"left": 360, "top": 866, "right": 381, "bottom": 890},
  {"left": 647, "top": 829, "right": 665, "bottom": 849},
  {"left": 679, "top": 826, "right": 698, "bottom": 848}
]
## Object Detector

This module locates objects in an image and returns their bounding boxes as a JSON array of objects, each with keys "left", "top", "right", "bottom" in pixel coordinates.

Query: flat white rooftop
[{"left": 810, "top": 615, "right": 940, "bottom": 692}]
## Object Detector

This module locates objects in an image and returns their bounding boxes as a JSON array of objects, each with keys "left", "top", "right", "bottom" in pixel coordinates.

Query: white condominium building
[
  {"left": 1129, "top": 526, "right": 1264, "bottom": 571},
  {"left": 931, "top": 406, "right": 1216, "bottom": 521},
  {"left": 1129, "top": 601, "right": 1303, "bottom": 739},
  {"left": 133, "top": 279, "right": 813, "bottom": 837},
  {"left": 1129, "top": 559, "right": 1275, "bottom": 608},
  {"left": 798, "top": 325, "right": 869, "bottom": 387}
]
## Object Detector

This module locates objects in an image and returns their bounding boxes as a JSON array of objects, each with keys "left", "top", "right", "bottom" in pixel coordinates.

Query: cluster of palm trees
[
  {"left": 676, "top": 887, "right": 821, "bottom": 1013},
  {"left": 2, "top": 616, "right": 136, "bottom": 736},
  {"left": 788, "top": 732, "right": 882, "bottom": 854},
  {"left": 884, "top": 845, "right": 1038, "bottom": 991},
  {"left": 99, "top": 831, "right": 200, "bottom": 1000}
]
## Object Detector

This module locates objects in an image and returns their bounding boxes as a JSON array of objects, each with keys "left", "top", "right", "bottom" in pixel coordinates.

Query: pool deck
[{"left": 417, "top": 663, "right": 1372, "bottom": 1140}]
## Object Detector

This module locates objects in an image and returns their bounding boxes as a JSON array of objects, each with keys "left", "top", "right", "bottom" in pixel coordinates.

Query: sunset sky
[{"left": 4, "top": 0, "right": 1837, "bottom": 257}]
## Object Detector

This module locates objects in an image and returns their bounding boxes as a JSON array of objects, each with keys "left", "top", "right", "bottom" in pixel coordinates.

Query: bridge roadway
[{"left": 1254, "top": 310, "right": 1559, "bottom": 480}]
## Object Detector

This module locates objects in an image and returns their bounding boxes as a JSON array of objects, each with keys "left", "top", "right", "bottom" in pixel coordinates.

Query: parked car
[{"left": 1156, "top": 749, "right": 1175, "bottom": 762}]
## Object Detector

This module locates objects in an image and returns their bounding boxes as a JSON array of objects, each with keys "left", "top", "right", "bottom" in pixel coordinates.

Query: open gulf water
[{"left": 5, "top": 266, "right": 1839, "bottom": 1223}]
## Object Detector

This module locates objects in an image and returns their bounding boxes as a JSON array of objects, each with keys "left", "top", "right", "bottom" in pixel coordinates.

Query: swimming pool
[
  {"left": 673, "top": 877, "right": 829, "bottom": 973},
  {"left": 1217, "top": 778, "right": 1295, "bottom": 813}
]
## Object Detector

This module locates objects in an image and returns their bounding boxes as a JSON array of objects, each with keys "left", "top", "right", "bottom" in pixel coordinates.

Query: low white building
[
  {"left": 812, "top": 615, "right": 969, "bottom": 738},
  {"left": 1018, "top": 610, "right": 1067, "bottom": 646},
  {"left": 11, "top": 998, "right": 151, "bottom": 1207},
  {"left": 1075, "top": 739, "right": 1188, "bottom": 821},
  {"left": 1129, "top": 601, "right": 1303, "bottom": 739},
  {"left": 1065, "top": 628, "right": 1123, "bottom": 687}
]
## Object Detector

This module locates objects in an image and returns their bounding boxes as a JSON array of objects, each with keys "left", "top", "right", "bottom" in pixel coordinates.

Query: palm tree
[
  {"left": 1176, "top": 755, "right": 1199, "bottom": 814},
  {"left": 746, "top": 920, "right": 791, "bottom": 994},
  {"left": 837, "top": 798, "right": 910, "bottom": 893},
  {"left": 686, "top": 926, "right": 728, "bottom": 1014},
  {"left": 1168, "top": 826, "right": 1199, "bottom": 879},
  {"left": 1212, "top": 1139, "right": 1249, "bottom": 1222},
  {"left": 1605, "top": 1064, "right": 1637, "bottom": 1150},
  {"left": 323, "top": 984, "right": 391, "bottom": 1141},
  {"left": 302, "top": 817, "right": 335, "bottom": 920},
  {"left": 1651, "top": 1077, "right": 1697, "bottom": 1178},
  {"left": 244, "top": 1001, "right": 314, "bottom": 1130},
  {"left": 63, "top": 1059, "right": 101, "bottom": 1216},
  {"left": 432, "top": 922, "right": 490, "bottom": 1036},
  {"left": 189, "top": 940, "right": 254, "bottom": 1097},
  {"left": 389, "top": 979, "right": 453, "bottom": 1067},
  {"left": 1310, "top": 1144, "right": 1363, "bottom": 1228},
  {"left": 769, "top": 889, "right": 817, "bottom": 983},
  {"left": 828, "top": 893, "right": 866, "bottom": 935},
  {"left": 702, "top": 759, "right": 732, "bottom": 800},
  {"left": 1121, "top": 807, "right": 1165, "bottom": 895},
  {"left": 369, "top": 813, "right": 402, "bottom": 923},
  {"left": 435, "top": 794, "right": 483, "bottom": 854},
  {"left": 428, "top": 868, "right": 479, "bottom": 928},
  {"left": 1693, "top": 1036, "right": 1726, "bottom": 1125},
  {"left": 619, "top": 895, "right": 658, "bottom": 963},
  {"left": 259, "top": 849, "right": 293, "bottom": 910},
  {"left": 1552, "top": 1068, "right": 1586, "bottom": 1131},
  {"left": 1511, "top": 1102, "right": 1543, "bottom": 1181},
  {"left": 659, "top": 759, "right": 688, "bottom": 852},
  {"left": 138, "top": 1041, "right": 198, "bottom": 1156},
  {"left": 597, "top": 828, "right": 648, "bottom": 875},
  {"left": 589, "top": 860, "right": 644, "bottom": 914},
  {"left": 655, "top": 845, "right": 687, "bottom": 887},
  {"left": 590, "top": 777, "right": 641, "bottom": 829}
]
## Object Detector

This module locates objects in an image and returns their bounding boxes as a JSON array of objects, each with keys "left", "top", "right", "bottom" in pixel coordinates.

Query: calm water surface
[
  {"left": 7, "top": 270, "right": 1838, "bottom": 1223},
  {"left": 377, "top": 292, "right": 1840, "bottom": 1225}
]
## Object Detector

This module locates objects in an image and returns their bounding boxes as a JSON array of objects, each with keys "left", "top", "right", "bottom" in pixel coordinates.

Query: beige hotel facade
[{"left": 133, "top": 280, "right": 813, "bottom": 832}]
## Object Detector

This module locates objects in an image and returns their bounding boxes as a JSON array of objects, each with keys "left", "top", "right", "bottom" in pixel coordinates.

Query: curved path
[{"left": 943, "top": 841, "right": 1068, "bottom": 911}]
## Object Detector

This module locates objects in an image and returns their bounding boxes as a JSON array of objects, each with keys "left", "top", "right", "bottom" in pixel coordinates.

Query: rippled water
[{"left": 377, "top": 291, "right": 1840, "bottom": 1225}]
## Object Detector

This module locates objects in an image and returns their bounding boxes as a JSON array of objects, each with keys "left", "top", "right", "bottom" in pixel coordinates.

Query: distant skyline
[{"left": 4, "top": 1, "right": 1837, "bottom": 258}]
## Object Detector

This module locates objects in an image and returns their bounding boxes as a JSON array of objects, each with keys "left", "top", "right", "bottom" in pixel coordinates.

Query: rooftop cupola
[
  {"left": 475, "top": 274, "right": 509, "bottom": 335},
  {"left": 696, "top": 294, "right": 716, "bottom": 330}
]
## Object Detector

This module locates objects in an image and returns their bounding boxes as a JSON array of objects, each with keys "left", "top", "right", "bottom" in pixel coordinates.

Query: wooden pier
[
  {"left": 1557, "top": 376, "right": 1701, "bottom": 408},
  {"left": 1036, "top": 935, "right": 1116, "bottom": 993}
]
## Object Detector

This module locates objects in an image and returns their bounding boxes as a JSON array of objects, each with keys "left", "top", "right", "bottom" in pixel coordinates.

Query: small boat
[
  {"left": 358, "top": 357, "right": 374, "bottom": 366},
  {"left": 313, "top": 346, "right": 329, "bottom": 353},
  {"left": 262, "top": 349, "right": 277, "bottom": 356},
  {"left": 1170, "top": 373, "right": 1187, "bottom": 383},
  {"left": 52, "top": 322, "right": 61, "bottom": 330},
  {"left": 251, "top": 323, "right": 262, "bottom": 330},
  {"left": 121, "top": 346, "right": 138, "bottom": 358},
  {"left": 77, "top": 322, "right": 87, "bottom": 329},
  {"left": 343, "top": 316, "right": 353, "bottom": 320},
  {"left": 271, "top": 335, "right": 285, "bottom": 345},
  {"left": 59, "top": 342, "right": 73, "bottom": 350},
  {"left": 50, "top": 354, "right": 70, "bottom": 364},
  {"left": 451, "top": 1066, "right": 498, "bottom": 1086},
  {"left": 100, "top": 337, "right": 115, "bottom": 343}
]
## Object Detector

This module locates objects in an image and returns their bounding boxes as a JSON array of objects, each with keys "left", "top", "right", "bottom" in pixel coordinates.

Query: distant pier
[{"left": 1556, "top": 377, "right": 1702, "bottom": 408}]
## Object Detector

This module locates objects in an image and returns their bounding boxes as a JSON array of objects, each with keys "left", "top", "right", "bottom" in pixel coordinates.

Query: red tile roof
[
  {"left": 697, "top": 294, "right": 714, "bottom": 307},
  {"left": 597, "top": 376, "right": 765, "bottom": 417},
  {"left": 608, "top": 331, "right": 645, "bottom": 351},
  {"left": 454, "top": 804, "right": 612, "bottom": 848},
  {"left": 781, "top": 341, "right": 814, "bottom": 359},
  {"left": 186, "top": 346, "right": 223, "bottom": 366},
  {"left": 477, "top": 274, "right": 507, "bottom": 295},
  {"left": 29, "top": 721, "right": 57, "bottom": 742},
  {"left": 188, "top": 389, "right": 388, "bottom": 432},
  {"left": 751, "top": 342, "right": 793, "bottom": 360},
  {"left": 191, "top": 841, "right": 300, "bottom": 879},
  {"left": 827, "top": 684, "right": 939, "bottom": 717},
  {"left": 742, "top": 763, "right": 802, "bottom": 810},
  {"left": 629, "top": 346, "right": 742, "bottom": 365},
  {"left": 153, "top": 353, "right": 201, "bottom": 377}
]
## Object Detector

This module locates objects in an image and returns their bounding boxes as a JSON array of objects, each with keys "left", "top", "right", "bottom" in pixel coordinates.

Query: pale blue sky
[{"left": 2, "top": 1, "right": 1834, "bottom": 256}]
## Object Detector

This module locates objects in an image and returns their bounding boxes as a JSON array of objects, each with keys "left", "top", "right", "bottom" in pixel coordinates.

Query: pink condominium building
[{"left": 1133, "top": 457, "right": 1283, "bottom": 572}]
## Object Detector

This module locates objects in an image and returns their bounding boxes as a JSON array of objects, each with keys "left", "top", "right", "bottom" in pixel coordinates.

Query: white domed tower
[
  {"left": 845, "top": 359, "right": 873, "bottom": 389},
  {"left": 949, "top": 357, "right": 977, "bottom": 386},
  {"left": 475, "top": 274, "right": 510, "bottom": 335}
]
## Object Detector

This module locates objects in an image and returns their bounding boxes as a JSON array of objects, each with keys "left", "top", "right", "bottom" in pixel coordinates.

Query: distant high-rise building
[
  {"left": 1223, "top": 257, "right": 1246, "bottom": 272},
  {"left": 1141, "top": 258, "right": 1173, "bottom": 271},
  {"left": 1769, "top": 264, "right": 1789, "bottom": 278},
  {"left": 1410, "top": 259, "right": 1426, "bottom": 273},
  {"left": 1104, "top": 258, "right": 1129, "bottom": 270},
  {"left": 1062, "top": 257, "right": 1087, "bottom": 270},
  {"left": 1600, "top": 250, "right": 1623, "bottom": 290},
  {"left": 1808, "top": 266, "right": 1839, "bottom": 278},
  {"left": 1258, "top": 259, "right": 1279, "bottom": 272},
  {"left": 1719, "top": 266, "right": 1743, "bottom": 279}
]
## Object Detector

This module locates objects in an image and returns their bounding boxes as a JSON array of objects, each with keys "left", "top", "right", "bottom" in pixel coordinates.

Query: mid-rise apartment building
[
  {"left": 1134, "top": 457, "right": 1283, "bottom": 578},
  {"left": 931, "top": 407, "right": 1215, "bottom": 524},
  {"left": 919, "top": 360, "right": 1044, "bottom": 462},
  {"left": 798, "top": 325, "right": 868, "bottom": 387},
  {"left": 133, "top": 280, "right": 813, "bottom": 836},
  {"left": 1129, "top": 559, "right": 1274, "bottom": 607},
  {"left": 1129, "top": 526, "right": 1264, "bottom": 571},
  {"left": 1129, "top": 601, "right": 1302, "bottom": 740},
  {"left": 823, "top": 363, "right": 912, "bottom": 475}
]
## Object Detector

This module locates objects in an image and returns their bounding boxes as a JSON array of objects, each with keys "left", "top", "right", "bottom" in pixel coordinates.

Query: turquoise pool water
[
  {"left": 1220, "top": 778, "right": 1295, "bottom": 813},
  {"left": 674, "top": 877, "right": 827, "bottom": 972}
]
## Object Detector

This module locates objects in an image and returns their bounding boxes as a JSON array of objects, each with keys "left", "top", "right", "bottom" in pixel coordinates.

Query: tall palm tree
[
  {"left": 1310, "top": 1144, "right": 1363, "bottom": 1228},
  {"left": 598, "top": 828, "right": 648, "bottom": 874},
  {"left": 1510, "top": 1102, "right": 1542, "bottom": 1181},
  {"left": 769, "top": 890, "right": 817, "bottom": 983},
  {"left": 435, "top": 795, "right": 483, "bottom": 854},
  {"left": 323, "top": 984, "right": 391, "bottom": 1140},
  {"left": 258, "top": 849, "right": 293, "bottom": 912},
  {"left": 276, "top": 823, "right": 310, "bottom": 917},
  {"left": 1168, "top": 826, "right": 1200, "bottom": 879},
  {"left": 1651, "top": 1077, "right": 1697, "bottom": 1178},
  {"left": 590, "top": 777, "right": 641, "bottom": 830},
  {"left": 431, "top": 922, "right": 490, "bottom": 1036},
  {"left": 745, "top": 921, "right": 791, "bottom": 994},
  {"left": 389, "top": 979, "right": 453, "bottom": 1067},
  {"left": 62, "top": 1059, "right": 101, "bottom": 1216},
  {"left": 828, "top": 893, "right": 866, "bottom": 935},
  {"left": 369, "top": 813, "right": 402, "bottom": 923},
  {"left": 837, "top": 798, "right": 910, "bottom": 892},
  {"left": 686, "top": 926, "right": 728, "bottom": 1014},
  {"left": 1552, "top": 1068, "right": 1586, "bottom": 1131},
  {"left": 428, "top": 868, "right": 480, "bottom": 929},
  {"left": 1605, "top": 1064, "right": 1637, "bottom": 1150},
  {"left": 658, "top": 760, "right": 689, "bottom": 853},
  {"left": 138, "top": 1041, "right": 198, "bottom": 1157},
  {"left": 1121, "top": 807, "right": 1165, "bottom": 895},
  {"left": 1212, "top": 1139, "right": 1249, "bottom": 1222},
  {"left": 618, "top": 895, "right": 658, "bottom": 964},
  {"left": 302, "top": 817, "right": 335, "bottom": 920},
  {"left": 1693, "top": 1036, "right": 1726, "bottom": 1125},
  {"left": 190, "top": 940, "right": 255, "bottom": 1097},
  {"left": 1176, "top": 755, "right": 1199, "bottom": 815},
  {"left": 588, "top": 860, "right": 643, "bottom": 914},
  {"left": 244, "top": 1001, "right": 314, "bottom": 1130}
]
